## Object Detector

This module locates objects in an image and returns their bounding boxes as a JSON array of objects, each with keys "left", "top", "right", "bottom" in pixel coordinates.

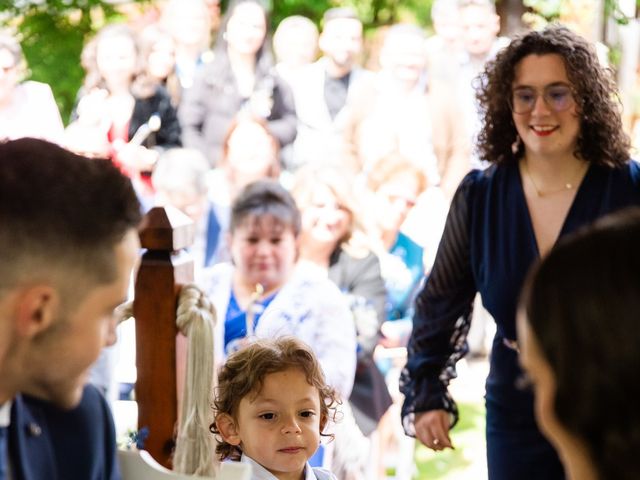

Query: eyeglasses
[{"left": 509, "top": 84, "right": 575, "bottom": 114}]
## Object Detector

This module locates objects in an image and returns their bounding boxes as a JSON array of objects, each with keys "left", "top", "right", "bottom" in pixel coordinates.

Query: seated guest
[
  {"left": 153, "top": 148, "right": 229, "bottom": 274},
  {"left": 273, "top": 15, "right": 319, "bottom": 85},
  {"left": 365, "top": 154, "right": 428, "bottom": 328},
  {"left": 209, "top": 115, "right": 282, "bottom": 204},
  {"left": 212, "top": 337, "right": 339, "bottom": 480},
  {"left": 292, "top": 166, "right": 392, "bottom": 478},
  {"left": 518, "top": 207, "right": 640, "bottom": 480},
  {"left": 0, "top": 138, "right": 141, "bottom": 479},
  {"left": 179, "top": 0, "right": 296, "bottom": 167},
  {"left": 138, "top": 23, "right": 180, "bottom": 106},
  {"left": 65, "top": 23, "right": 181, "bottom": 206},
  {"left": 160, "top": 0, "right": 213, "bottom": 94},
  {"left": 201, "top": 180, "right": 357, "bottom": 400},
  {"left": 0, "top": 32, "right": 64, "bottom": 143},
  {"left": 292, "top": 165, "right": 391, "bottom": 432},
  {"left": 289, "top": 7, "right": 369, "bottom": 172},
  {"left": 343, "top": 23, "right": 469, "bottom": 198}
]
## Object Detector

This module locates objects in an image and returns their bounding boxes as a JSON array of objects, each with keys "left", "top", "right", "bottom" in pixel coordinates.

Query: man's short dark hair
[{"left": 0, "top": 138, "right": 141, "bottom": 298}]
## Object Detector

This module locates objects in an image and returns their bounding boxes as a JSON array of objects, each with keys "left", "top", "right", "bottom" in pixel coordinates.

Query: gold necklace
[{"left": 522, "top": 159, "right": 587, "bottom": 197}]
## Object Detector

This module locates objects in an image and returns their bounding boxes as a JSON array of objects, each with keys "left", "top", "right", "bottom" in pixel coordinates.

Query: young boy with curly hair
[{"left": 211, "top": 337, "right": 339, "bottom": 480}]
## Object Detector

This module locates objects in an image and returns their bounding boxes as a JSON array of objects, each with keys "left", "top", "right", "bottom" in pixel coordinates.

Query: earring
[{"left": 511, "top": 135, "right": 522, "bottom": 155}]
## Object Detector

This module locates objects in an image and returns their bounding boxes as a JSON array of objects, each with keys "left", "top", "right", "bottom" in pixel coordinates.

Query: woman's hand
[{"left": 414, "top": 409, "right": 453, "bottom": 451}]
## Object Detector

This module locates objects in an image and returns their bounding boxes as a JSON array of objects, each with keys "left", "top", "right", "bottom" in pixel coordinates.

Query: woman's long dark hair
[{"left": 522, "top": 207, "right": 640, "bottom": 479}]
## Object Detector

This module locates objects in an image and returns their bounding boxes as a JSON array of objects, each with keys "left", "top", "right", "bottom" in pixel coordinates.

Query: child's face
[{"left": 221, "top": 367, "right": 323, "bottom": 480}]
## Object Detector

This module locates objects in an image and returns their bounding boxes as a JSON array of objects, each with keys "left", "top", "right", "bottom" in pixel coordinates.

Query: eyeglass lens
[{"left": 511, "top": 85, "right": 573, "bottom": 114}]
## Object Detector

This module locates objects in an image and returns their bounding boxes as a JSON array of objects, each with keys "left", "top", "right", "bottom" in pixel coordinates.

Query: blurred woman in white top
[{"left": 0, "top": 32, "right": 64, "bottom": 143}]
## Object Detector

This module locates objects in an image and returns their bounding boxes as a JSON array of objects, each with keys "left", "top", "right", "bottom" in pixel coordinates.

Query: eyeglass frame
[{"left": 508, "top": 82, "right": 577, "bottom": 115}]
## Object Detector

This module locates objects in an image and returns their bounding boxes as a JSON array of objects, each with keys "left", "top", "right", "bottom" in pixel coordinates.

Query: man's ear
[
  {"left": 14, "top": 285, "right": 60, "bottom": 338},
  {"left": 216, "top": 413, "right": 241, "bottom": 446}
]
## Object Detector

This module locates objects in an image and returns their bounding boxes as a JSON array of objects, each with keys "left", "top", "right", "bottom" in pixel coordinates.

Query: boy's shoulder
[{"left": 308, "top": 466, "right": 338, "bottom": 480}]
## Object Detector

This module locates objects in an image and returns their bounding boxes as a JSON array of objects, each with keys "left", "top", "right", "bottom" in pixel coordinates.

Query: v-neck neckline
[{"left": 515, "top": 159, "right": 593, "bottom": 259}]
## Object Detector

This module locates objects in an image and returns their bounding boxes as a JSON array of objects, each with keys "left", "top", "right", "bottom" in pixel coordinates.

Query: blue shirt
[{"left": 224, "top": 290, "right": 277, "bottom": 356}]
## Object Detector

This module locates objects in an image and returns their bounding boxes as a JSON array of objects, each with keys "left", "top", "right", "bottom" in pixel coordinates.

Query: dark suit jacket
[
  {"left": 179, "top": 52, "right": 297, "bottom": 166},
  {"left": 8, "top": 384, "right": 120, "bottom": 480}
]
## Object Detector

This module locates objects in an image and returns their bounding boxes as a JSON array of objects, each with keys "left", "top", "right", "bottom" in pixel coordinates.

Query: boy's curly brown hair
[
  {"left": 210, "top": 337, "right": 340, "bottom": 461},
  {"left": 476, "top": 24, "right": 630, "bottom": 167}
]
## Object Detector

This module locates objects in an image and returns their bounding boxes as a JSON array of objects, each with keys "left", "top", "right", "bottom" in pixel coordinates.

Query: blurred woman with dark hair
[
  {"left": 179, "top": 0, "right": 296, "bottom": 167},
  {"left": 201, "top": 179, "right": 356, "bottom": 402}
]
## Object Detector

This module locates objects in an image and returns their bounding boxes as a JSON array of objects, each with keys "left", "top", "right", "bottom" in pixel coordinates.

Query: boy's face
[{"left": 223, "top": 367, "right": 323, "bottom": 480}]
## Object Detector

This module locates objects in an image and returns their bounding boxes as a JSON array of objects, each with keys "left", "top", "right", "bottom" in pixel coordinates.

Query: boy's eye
[
  {"left": 300, "top": 410, "right": 316, "bottom": 418},
  {"left": 259, "top": 413, "right": 276, "bottom": 420},
  {"left": 270, "top": 237, "right": 282, "bottom": 245}
]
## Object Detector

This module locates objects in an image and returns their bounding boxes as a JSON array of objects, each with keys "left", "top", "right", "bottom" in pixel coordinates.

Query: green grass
[{"left": 413, "top": 402, "right": 486, "bottom": 479}]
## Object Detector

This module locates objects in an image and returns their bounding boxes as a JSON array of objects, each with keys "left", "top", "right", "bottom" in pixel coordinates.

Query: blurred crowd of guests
[{"left": 0, "top": 0, "right": 533, "bottom": 478}]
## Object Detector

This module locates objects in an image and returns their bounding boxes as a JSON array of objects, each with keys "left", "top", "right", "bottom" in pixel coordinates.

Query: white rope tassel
[
  {"left": 114, "top": 301, "right": 133, "bottom": 324},
  {"left": 173, "top": 284, "right": 218, "bottom": 476}
]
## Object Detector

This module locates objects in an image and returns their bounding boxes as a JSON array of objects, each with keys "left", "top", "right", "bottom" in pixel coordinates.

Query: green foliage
[
  {"left": 17, "top": 12, "right": 89, "bottom": 124},
  {"left": 269, "top": 0, "right": 434, "bottom": 30},
  {"left": 270, "top": 0, "right": 334, "bottom": 27}
]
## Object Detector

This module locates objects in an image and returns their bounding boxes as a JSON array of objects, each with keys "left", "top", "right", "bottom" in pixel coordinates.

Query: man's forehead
[{"left": 323, "top": 17, "right": 362, "bottom": 35}]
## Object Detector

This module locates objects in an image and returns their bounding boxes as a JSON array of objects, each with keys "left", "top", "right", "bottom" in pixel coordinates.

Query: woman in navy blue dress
[{"left": 400, "top": 25, "right": 640, "bottom": 479}]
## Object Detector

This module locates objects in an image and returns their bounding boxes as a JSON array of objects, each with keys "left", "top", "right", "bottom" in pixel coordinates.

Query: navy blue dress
[{"left": 400, "top": 160, "right": 640, "bottom": 479}]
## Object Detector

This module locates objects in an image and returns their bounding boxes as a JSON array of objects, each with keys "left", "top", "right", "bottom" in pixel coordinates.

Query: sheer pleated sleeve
[{"left": 399, "top": 172, "right": 478, "bottom": 435}]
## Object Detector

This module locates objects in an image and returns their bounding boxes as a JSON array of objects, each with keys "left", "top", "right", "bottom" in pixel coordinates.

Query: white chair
[{"left": 118, "top": 449, "right": 251, "bottom": 480}]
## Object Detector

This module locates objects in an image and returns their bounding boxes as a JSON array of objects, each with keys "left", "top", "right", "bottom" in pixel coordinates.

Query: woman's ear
[{"left": 216, "top": 413, "right": 241, "bottom": 446}]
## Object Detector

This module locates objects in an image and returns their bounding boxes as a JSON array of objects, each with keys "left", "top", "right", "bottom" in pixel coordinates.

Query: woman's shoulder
[
  {"left": 198, "top": 262, "right": 234, "bottom": 291},
  {"left": 453, "top": 164, "right": 497, "bottom": 198},
  {"left": 18, "top": 80, "right": 55, "bottom": 98},
  {"left": 291, "top": 263, "right": 340, "bottom": 291}
]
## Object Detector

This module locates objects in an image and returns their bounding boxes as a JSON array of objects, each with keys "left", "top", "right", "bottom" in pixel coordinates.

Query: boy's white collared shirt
[{"left": 239, "top": 454, "right": 337, "bottom": 480}]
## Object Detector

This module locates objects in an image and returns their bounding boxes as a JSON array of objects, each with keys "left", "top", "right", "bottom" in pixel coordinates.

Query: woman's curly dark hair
[
  {"left": 477, "top": 24, "right": 629, "bottom": 167},
  {"left": 210, "top": 336, "right": 340, "bottom": 461}
]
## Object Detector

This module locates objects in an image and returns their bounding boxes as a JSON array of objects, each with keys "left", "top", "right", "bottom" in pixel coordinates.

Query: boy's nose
[{"left": 281, "top": 416, "right": 302, "bottom": 434}]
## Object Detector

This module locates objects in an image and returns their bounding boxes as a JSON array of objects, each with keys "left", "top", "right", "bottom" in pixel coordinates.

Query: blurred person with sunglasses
[{"left": 400, "top": 25, "right": 640, "bottom": 480}]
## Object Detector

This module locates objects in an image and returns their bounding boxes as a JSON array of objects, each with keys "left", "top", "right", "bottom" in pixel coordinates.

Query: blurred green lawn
[{"left": 413, "top": 402, "right": 486, "bottom": 479}]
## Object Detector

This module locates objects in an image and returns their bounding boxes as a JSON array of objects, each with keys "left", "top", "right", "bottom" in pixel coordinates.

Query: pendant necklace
[{"left": 522, "top": 159, "right": 587, "bottom": 197}]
